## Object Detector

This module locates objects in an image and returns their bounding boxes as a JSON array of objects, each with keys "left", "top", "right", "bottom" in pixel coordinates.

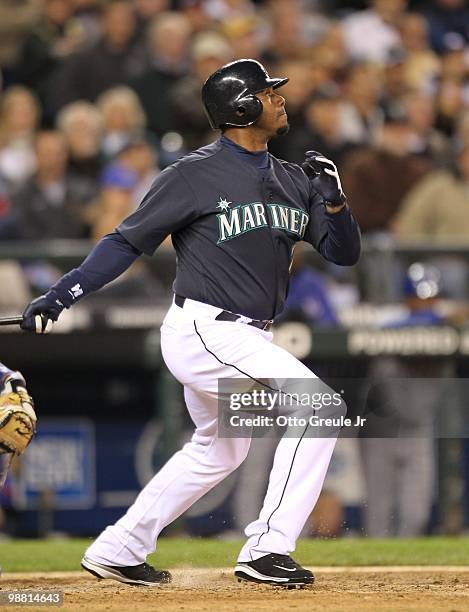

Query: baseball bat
[{"left": 0, "top": 316, "right": 23, "bottom": 327}]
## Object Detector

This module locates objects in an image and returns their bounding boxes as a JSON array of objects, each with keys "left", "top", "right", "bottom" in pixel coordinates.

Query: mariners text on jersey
[{"left": 217, "top": 202, "right": 309, "bottom": 243}]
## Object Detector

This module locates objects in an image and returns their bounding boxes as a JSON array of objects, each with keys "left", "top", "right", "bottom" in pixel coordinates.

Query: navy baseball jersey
[{"left": 118, "top": 137, "right": 359, "bottom": 320}]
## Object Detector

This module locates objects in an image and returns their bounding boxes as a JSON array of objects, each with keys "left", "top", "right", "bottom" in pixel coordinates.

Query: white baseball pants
[{"left": 85, "top": 298, "right": 337, "bottom": 566}]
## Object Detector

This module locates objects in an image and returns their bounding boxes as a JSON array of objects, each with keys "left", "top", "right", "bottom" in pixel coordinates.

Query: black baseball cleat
[
  {"left": 81, "top": 556, "right": 172, "bottom": 586},
  {"left": 235, "top": 553, "right": 314, "bottom": 588}
]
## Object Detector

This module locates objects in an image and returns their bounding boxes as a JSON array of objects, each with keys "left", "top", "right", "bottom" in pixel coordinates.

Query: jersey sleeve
[
  {"left": 302, "top": 185, "right": 361, "bottom": 265},
  {"left": 117, "top": 165, "right": 198, "bottom": 255},
  {"left": 302, "top": 189, "right": 329, "bottom": 249}
]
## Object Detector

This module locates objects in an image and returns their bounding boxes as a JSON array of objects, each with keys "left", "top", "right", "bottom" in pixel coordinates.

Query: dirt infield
[{"left": 2, "top": 568, "right": 468, "bottom": 612}]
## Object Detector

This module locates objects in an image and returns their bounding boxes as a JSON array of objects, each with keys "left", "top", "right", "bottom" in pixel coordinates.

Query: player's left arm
[
  {"left": 301, "top": 150, "right": 361, "bottom": 266},
  {"left": 21, "top": 165, "right": 197, "bottom": 334}
]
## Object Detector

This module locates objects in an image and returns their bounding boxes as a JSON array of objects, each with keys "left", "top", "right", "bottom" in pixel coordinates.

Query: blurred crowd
[{"left": 0, "top": 0, "right": 466, "bottom": 251}]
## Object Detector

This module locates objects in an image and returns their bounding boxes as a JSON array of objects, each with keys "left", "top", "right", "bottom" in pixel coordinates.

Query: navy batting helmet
[{"left": 202, "top": 59, "right": 289, "bottom": 129}]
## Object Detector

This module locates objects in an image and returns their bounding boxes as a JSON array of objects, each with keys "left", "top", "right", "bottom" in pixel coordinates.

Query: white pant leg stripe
[{"left": 249, "top": 424, "right": 309, "bottom": 560}]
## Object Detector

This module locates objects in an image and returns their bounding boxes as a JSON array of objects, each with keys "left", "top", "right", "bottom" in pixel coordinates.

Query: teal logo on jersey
[{"left": 217, "top": 202, "right": 309, "bottom": 244}]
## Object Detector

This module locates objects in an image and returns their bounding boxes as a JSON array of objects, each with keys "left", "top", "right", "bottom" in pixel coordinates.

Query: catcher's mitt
[{"left": 0, "top": 373, "right": 36, "bottom": 455}]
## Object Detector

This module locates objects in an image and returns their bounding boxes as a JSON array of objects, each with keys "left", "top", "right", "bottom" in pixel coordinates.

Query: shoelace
[{"left": 269, "top": 554, "right": 299, "bottom": 569}]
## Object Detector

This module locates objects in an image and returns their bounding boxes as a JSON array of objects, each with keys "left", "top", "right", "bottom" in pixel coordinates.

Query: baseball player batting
[{"left": 20, "top": 60, "right": 361, "bottom": 587}]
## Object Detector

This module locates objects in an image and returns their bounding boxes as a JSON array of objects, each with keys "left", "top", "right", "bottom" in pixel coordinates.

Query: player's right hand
[{"left": 21, "top": 292, "right": 65, "bottom": 334}]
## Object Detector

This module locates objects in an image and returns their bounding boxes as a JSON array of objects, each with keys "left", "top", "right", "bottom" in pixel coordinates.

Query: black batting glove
[
  {"left": 21, "top": 292, "right": 65, "bottom": 334},
  {"left": 301, "top": 150, "right": 346, "bottom": 206}
]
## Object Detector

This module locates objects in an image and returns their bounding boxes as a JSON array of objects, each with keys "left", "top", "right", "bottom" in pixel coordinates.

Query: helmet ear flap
[{"left": 235, "top": 94, "right": 263, "bottom": 125}]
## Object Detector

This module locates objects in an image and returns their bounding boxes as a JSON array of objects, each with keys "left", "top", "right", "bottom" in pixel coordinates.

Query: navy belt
[{"left": 175, "top": 295, "right": 272, "bottom": 331}]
